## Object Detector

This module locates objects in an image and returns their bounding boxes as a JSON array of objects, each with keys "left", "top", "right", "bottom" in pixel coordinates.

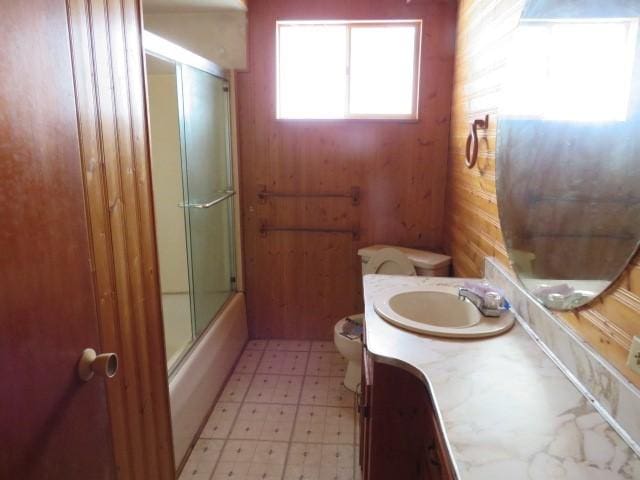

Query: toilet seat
[{"left": 363, "top": 248, "right": 417, "bottom": 276}]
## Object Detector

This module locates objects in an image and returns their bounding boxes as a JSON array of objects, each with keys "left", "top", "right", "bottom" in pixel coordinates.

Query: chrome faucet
[{"left": 458, "top": 287, "right": 504, "bottom": 317}]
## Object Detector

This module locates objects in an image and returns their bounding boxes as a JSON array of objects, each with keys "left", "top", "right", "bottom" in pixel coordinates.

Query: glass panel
[
  {"left": 188, "top": 199, "right": 235, "bottom": 337},
  {"left": 349, "top": 25, "right": 418, "bottom": 116},
  {"left": 179, "top": 65, "right": 236, "bottom": 336},
  {"left": 145, "top": 53, "right": 194, "bottom": 370},
  {"left": 277, "top": 24, "right": 348, "bottom": 119}
]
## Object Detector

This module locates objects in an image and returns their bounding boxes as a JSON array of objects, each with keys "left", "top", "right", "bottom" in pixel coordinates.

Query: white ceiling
[{"left": 143, "top": 0, "right": 246, "bottom": 13}]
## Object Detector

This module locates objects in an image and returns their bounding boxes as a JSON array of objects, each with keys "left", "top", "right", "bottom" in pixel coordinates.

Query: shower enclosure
[{"left": 144, "top": 32, "right": 237, "bottom": 374}]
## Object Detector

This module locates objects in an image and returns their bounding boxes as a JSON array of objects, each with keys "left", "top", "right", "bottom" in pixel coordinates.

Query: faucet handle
[{"left": 484, "top": 291, "right": 503, "bottom": 310}]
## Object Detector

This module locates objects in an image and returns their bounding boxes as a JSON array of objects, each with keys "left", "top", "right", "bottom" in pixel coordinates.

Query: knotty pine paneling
[
  {"left": 237, "top": 0, "right": 458, "bottom": 340},
  {"left": 444, "top": 0, "right": 640, "bottom": 387},
  {"left": 67, "top": 0, "right": 175, "bottom": 477}
]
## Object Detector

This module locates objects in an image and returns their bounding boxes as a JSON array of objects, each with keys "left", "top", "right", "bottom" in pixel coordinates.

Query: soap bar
[{"left": 462, "top": 280, "right": 501, "bottom": 297}]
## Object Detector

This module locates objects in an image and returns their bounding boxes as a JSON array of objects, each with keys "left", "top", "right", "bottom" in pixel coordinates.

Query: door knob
[{"left": 78, "top": 348, "right": 118, "bottom": 382}]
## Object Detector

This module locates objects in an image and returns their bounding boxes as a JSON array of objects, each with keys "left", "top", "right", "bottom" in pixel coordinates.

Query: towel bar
[
  {"left": 259, "top": 224, "right": 360, "bottom": 240},
  {"left": 258, "top": 185, "right": 360, "bottom": 206}
]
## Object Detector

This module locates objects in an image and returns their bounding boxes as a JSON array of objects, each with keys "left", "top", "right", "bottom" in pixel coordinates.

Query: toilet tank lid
[{"left": 357, "top": 245, "right": 451, "bottom": 270}]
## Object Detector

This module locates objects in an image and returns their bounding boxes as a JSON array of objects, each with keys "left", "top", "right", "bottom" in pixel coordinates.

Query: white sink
[{"left": 374, "top": 286, "right": 515, "bottom": 338}]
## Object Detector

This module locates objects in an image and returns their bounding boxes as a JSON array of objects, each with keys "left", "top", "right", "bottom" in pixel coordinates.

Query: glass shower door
[
  {"left": 146, "top": 53, "right": 194, "bottom": 370},
  {"left": 179, "top": 65, "right": 236, "bottom": 337}
]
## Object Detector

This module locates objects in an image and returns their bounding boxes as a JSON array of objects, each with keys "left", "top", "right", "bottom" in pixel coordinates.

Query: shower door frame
[
  {"left": 144, "top": 31, "right": 238, "bottom": 376},
  {"left": 144, "top": 31, "right": 228, "bottom": 80}
]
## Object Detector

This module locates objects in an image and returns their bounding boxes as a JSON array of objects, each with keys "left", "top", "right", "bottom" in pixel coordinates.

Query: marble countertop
[{"left": 363, "top": 274, "right": 640, "bottom": 480}]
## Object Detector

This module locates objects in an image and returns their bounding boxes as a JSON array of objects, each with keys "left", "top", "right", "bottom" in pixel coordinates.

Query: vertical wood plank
[{"left": 67, "top": 0, "right": 175, "bottom": 477}]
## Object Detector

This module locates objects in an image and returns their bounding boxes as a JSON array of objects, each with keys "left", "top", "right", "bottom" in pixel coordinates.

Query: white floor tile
[
  {"left": 179, "top": 439, "right": 224, "bottom": 480},
  {"left": 245, "top": 339, "right": 268, "bottom": 351},
  {"left": 300, "top": 376, "right": 354, "bottom": 407},
  {"left": 245, "top": 374, "right": 303, "bottom": 404},
  {"left": 266, "top": 339, "right": 312, "bottom": 352},
  {"left": 200, "top": 402, "right": 240, "bottom": 439},
  {"left": 234, "top": 349, "right": 264, "bottom": 375},
  {"left": 311, "top": 341, "right": 338, "bottom": 353},
  {"left": 213, "top": 440, "right": 288, "bottom": 480},
  {"left": 292, "top": 406, "right": 355, "bottom": 444},
  {"left": 306, "top": 352, "right": 348, "bottom": 377},
  {"left": 230, "top": 403, "right": 297, "bottom": 441},
  {"left": 257, "top": 351, "right": 309, "bottom": 375},
  {"left": 180, "top": 339, "right": 360, "bottom": 480},
  {"left": 284, "top": 443, "right": 355, "bottom": 480},
  {"left": 218, "top": 373, "right": 253, "bottom": 403}
]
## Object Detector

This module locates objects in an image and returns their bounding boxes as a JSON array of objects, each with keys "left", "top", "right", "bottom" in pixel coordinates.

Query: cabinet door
[
  {"left": 359, "top": 346, "right": 374, "bottom": 478},
  {"left": 425, "top": 408, "right": 455, "bottom": 480},
  {"left": 363, "top": 353, "right": 455, "bottom": 480}
]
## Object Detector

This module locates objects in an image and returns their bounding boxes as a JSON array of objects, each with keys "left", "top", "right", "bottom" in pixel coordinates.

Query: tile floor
[{"left": 179, "top": 339, "right": 361, "bottom": 480}]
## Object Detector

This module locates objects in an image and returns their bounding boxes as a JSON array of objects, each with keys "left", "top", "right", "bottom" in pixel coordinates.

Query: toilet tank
[{"left": 357, "top": 245, "right": 451, "bottom": 277}]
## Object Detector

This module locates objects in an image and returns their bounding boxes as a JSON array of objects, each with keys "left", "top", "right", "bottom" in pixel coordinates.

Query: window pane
[
  {"left": 503, "top": 20, "right": 637, "bottom": 122},
  {"left": 349, "top": 25, "right": 418, "bottom": 116},
  {"left": 502, "top": 25, "right": 551, "bottom": 118},
  {"left": 546, "top": 21, "right": 635, "bottom": 122},
  {"left": 278, "top": 24, "right": 348, "bottom": 119}
]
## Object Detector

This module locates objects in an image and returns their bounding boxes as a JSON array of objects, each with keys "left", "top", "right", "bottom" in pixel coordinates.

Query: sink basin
[{"left": 374, "top": 287, "right": 515, "bottom": 338}]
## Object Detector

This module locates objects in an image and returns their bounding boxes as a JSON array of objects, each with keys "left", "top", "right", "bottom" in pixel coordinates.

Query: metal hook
[{"left": 465, "top": 115, "right": 489, "bottom": 169}]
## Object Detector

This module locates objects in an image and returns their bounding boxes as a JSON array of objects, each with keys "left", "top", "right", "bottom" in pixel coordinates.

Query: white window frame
[{"left": 276, "top": 20, "right": 422, "bottom": 121}]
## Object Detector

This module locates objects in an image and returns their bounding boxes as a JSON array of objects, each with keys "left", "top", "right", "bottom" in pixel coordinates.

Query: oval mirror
[{"left": 496, "top": 1, "right": 640, "bottom": 310}]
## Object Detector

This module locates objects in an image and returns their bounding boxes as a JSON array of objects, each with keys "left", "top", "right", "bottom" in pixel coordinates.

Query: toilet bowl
[
  {"left": 334, "top": 315, "right": 364, "bottom": 391},
  {"left": 333, "top": 245, "right": 451, "bottom": 392}
]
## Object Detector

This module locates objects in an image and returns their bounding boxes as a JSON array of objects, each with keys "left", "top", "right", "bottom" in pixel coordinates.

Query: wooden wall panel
[
  {"left": 444, "top": 0, "right": 640, "bottom": 388},
  {"left": 237, "top": 0, "right": 458, "bottom": 340},
  {"left": 67, "top": 0, "right": 175, "bottom": 477}
]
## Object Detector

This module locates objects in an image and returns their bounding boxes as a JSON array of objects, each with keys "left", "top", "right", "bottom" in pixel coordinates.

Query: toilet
[{"left": 334, "top": 245, "right": 452, "bottom": 391}]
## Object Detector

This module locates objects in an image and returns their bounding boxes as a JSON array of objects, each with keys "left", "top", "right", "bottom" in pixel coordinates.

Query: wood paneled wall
[
  {"left": 237, "top": 0, "right": 458, "bottom": 340},
  {"left": 444, "top": 0, "right": 640, "bottom": 387},
  {"left": 67, "top": 0, "right": 175, "bottom": 477}
]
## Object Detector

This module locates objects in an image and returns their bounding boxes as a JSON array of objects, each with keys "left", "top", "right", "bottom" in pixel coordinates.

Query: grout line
[
  {"left": 183, "top": 340, "right": 356, "bottom": 480},
  {"left": 177, "top": 341, "right": 251, "bottom": 477},
  {"left": 204, "top": 344, "right": 267, "bottom": 480},
  {"left": 236, "top": 372, "right": 347, "bottom": 378},
  {"left": 279, "top": 344, "right": 313, "bottom": 480}
]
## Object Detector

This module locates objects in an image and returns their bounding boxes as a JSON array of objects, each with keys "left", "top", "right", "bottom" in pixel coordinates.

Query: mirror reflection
[{"left": 497, "top": 1, "right": 640, "bottom": 310}]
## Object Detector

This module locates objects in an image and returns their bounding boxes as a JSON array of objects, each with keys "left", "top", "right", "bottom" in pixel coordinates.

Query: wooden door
[
  {"left": 0, "top": 2, "right": 116, "bottom": 478},
  {"left": 0, "top": 1, "right": 175, "bottom": 479}
]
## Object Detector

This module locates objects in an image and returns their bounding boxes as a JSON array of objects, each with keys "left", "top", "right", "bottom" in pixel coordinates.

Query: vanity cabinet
[{"left": 358, "top": 346, "right": 454, "bottom": 480}]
